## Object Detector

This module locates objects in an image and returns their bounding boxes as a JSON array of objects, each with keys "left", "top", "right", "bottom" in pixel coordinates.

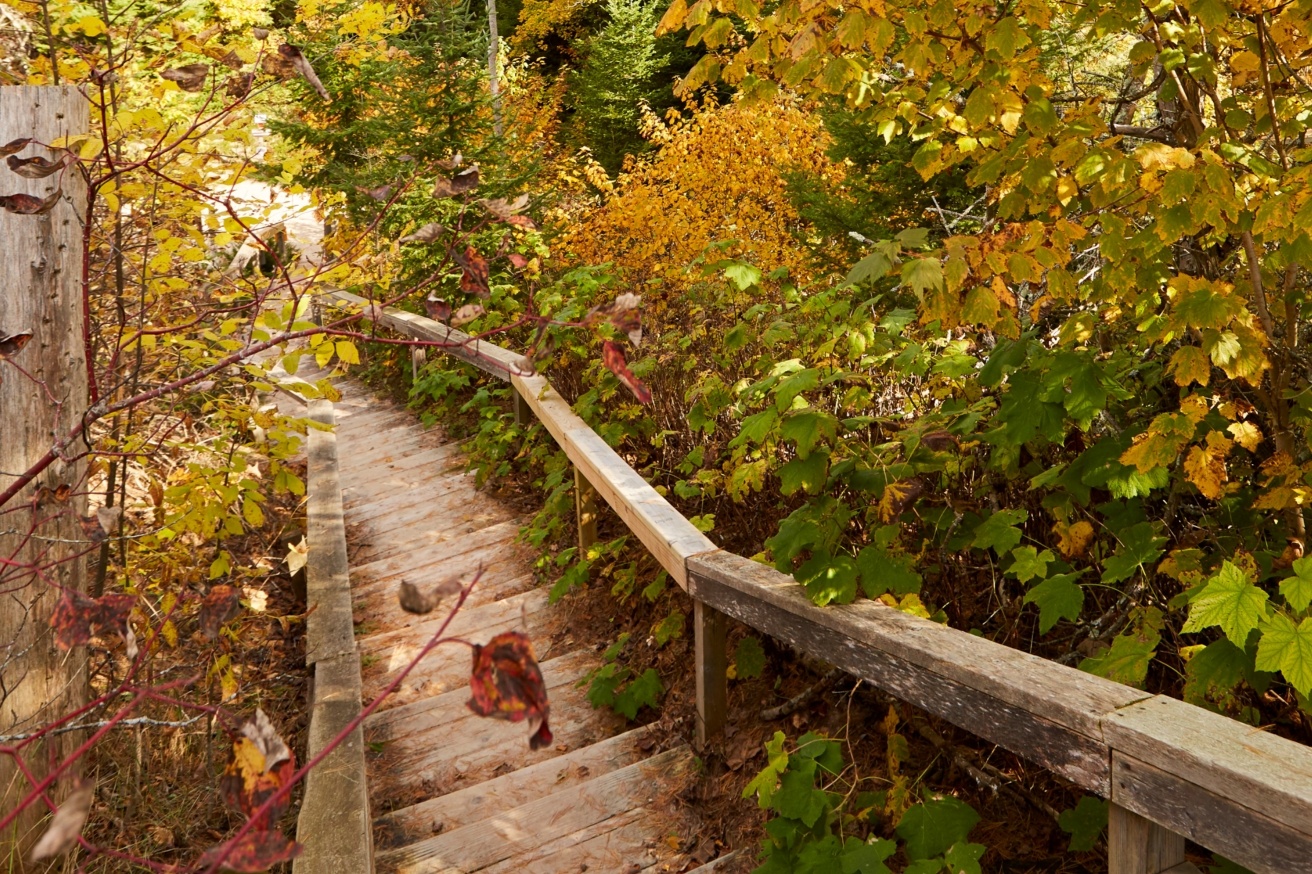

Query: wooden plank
[
  {"left": 343, "top": 470, "right": 478, "bottom": 517},
  {"left": 688, "top": 550, "right": 1149, "bottom": 793},
  {"left": 453, "top": 807, "right": 651, "bottom": 874},
  {"left": 305, "top": 400, "right": 358, "bottom": 665},
  {"left": 347, "top": 522, "right": 527, "bottom": 592},
  {"left": 694, "top": 600, "right": 728, "bottom": 746},
  {"left": 686, "top": 851, "right": 742, "bottom": 873},
  {"left": 1163, "top": 865, "right": 1203, "bottom": 874},
  {"left": 1108, "top": 803, "right": 1184, "bottom": 874},
  {"left": 1103, "top": 695, "right": 1312, "bottom": 838},
  {"left": 373, "top": 727, "right": 651, "bottom": 848},
  {"left": 1110, "top": 751, "right": 1312, "bottom": 874},
  {"left": 347, "top": 515, "right": 523, "bottom": 567},
  {"left": 346, "top": 494, "right": 511, "bottom": 547},
  {"left": 511, "top": 373, "right": 716, "bottom": 588},
  {"left": 338, "top": 448, "right": 464, "bottom": 485},
  {"left": 575, "top": 465, "right": 598, "bottom": 553},
  {"left": 376, "top": 748, "right": 691, "bottom": 873},
  {"left": 323, "top": 289, "right": 532, "bottom": 382}
]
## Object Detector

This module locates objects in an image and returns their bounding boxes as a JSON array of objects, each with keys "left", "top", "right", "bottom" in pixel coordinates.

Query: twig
[{"left": 761, "top": 667, "right": 843, "bottom": 720}]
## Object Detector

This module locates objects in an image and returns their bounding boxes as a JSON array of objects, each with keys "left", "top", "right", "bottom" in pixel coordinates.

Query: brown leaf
[
  {"left": 29, "top": 780, "right": 94, "bottom": 862},
  {"left": 467, "top": 630, "right": 552, "bottom": 749},
  {"left": 456, "top": 246, "right": 490, "bottom": 297},
  {"left": 450, "top": 303, "right": 484, "bottom": 327},
  {"left": 277, "top": 44, "right": 329, "bottom": 100},
  {"left": 504, "top": 214, "right": 537, "bottom": 230},
  {"left": 431, "top": 166, "right": 479, "bottom": 198},
  {"left": 400, "top": 222, "right": 446, "bottom": 243},
  {"left": 200, "top": 584, "right": 242, "bottom": 639},
  {"left": 878, "top": 477, "right": 924, "bottom": 522},
  {"left": 226, "top": 72, "right": 255, "bottom": 98},
  {"left": 424, "top": 296, "right": 451, "bottom": 322},
  {"left": 0, "top": 137, "right": 31, "bottom": 157},
  {"left": 161, "top": 63, "right": 210, "bottom": 91},
  {"left": 354, "top": 183, "right": 392, "bottom": 201},
  {"left": 481, "top": 194, "right": 529, "bottom": 221},
  {"left": 920, "top": 430, "right": 958, "bottom": 451},
  {"left": 51, "top": 591, "right": 135, "bottom": 650},
  {"left": 198, "top": 831, "right": 301, "bottom": 873},
  {"left": 252, "top": 27, "right": 270, "bottom": 40},
  {"left": 7, "top": 152, "right": 70, "bottom": 178},
  {"left": 601, "top": 340, "right": 652, "bottom": 404},
  {"left": 218, "top": 49, "right": 245, "bottom": 70},
  {"left": 261, "top": 52, "right": 296, "bottom": 79},
  {"left": 507, "top": 253, "right": 528, "bottom": 270},
  {"left": 0, "top": 330, "right": 32, "bottom": 359},
  {"left": 0, "top": 188, "right": 61, "bottom": 215},
  {"left": 397, "top": 577, "right": 462, "bottom": 615},
  {"left": 34, "top": 483, "right": 72, "bottom": 506}
]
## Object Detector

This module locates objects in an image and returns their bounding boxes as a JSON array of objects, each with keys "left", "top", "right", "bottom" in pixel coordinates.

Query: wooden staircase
[{"left": 327, "top": 384, "right": 712, "bottom": 873}]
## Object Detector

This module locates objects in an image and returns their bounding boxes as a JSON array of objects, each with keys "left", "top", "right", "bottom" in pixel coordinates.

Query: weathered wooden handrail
[{"left": 319, "top": 288, "right": 1312, "bottom": 874}]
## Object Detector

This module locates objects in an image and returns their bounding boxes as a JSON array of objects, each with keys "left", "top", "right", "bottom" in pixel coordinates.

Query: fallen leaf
[
  {"left": 0, "top": 330, "right": 32, "bottom": 359},
  {"left": 278, "top": 44, "right": 329, "bottom": 100},
  {"left": 466, "top": 630, "right": 552, "bottom": 749},
  {"left": 199, "top": 585, "right": 242, "bottom": 639},
  {"left": 400, "top": 222, "right": 446, "bottom": 243},
  {"left": 161, "top": 64, "right": 210, "bottom": 91},
  {"left": 198, "top": 830, "right": 301, "bottom": 873},
  {"left": 284, "top": 535, "right": 308, "bottom": 576},
  {"left": 397, "top": 577, "right": 462, "bottom": 615},
  {"left": 601, "top": 341, "right": 652, "bottom": 404},
  {"left": 220, "top": 709, "right": 295, "bottom": 830},
  {"left": 29, "top": 780, "right": 94, "bottom": 861},
  {"left": 450, "top": 303, "right": 484, "bottom": 327}
]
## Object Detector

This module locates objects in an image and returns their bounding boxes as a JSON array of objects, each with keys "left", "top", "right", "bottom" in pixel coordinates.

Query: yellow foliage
[
  {"left": 1055, "top": 519, "right": 1094, "bottom": 558},
  {"left": 559, "top": 98, "right": 838, "bottom": 293},
  {"left": 514, "top": 0, "right": 603, "bottom": 49}
]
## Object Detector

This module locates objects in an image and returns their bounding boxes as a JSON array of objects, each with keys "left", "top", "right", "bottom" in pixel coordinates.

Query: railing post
[
  {"left": 694, "top": 598, "right": 728, "bottom": 747},
  {"left": 574, "top": 466, "right": 597, "bottom": 554},
  {"left": 410, "top": 345, "right": 426, "bottom": 383},
  {"left": 513, "top": 386, "right": 532, "bottom": 426},
  {"left": 1108, "top": 803, "right": 1187, "bottom": 874}
]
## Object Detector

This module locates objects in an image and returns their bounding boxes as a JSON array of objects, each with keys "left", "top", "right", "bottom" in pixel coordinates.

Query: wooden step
[{"left": 375, "top": 747, "right": 693, "bottom": 874}]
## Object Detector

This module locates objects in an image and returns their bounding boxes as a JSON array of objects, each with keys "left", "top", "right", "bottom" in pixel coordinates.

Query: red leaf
[
  {"left": 466, "top": 631, "right": 552, "bottom": 749},
  {"left": 198, "top": 831, "right": 301, "bottom": 873},
  {"left": 0, "top": 188, "right": 61, "bottom": 214},
  {"left": 456, "top": 246, "right": 490, "bottom": 298},
  {"left": 200, "top": 584, "right": 242, "bottom": 639},
  {"left": 601, "top": 341, "right": 652, "bottom": 404},
  {"left": 507, "top": 253, "right": 528, "bottom": 270},
  {"left": 424, "top": 295, "right": 451, "bottom": 322},
  {"left": 0, "top": 330, "right": 32, "bottom": 359},
  {"left": 52, "top": 591, "right": 135, "bottom": 650},
  {"left": 7, "top": 153, "right": 70, "bottom": 179}
]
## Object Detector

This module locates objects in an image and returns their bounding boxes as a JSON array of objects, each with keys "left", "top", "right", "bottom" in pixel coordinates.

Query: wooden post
[
  {"left": 574, "top": 465, "right": 597, "bottom": 554},
  {"left": 1109, "top": 804, "right": 1188, "bottom": 874},
  {"left": 512, "top": 386, "right": 532, "bottom": 427},
  {"left": 694, "top": 599, "right": 728, "bottom": 747},
  {"left": 0, "top": 86, "right": 89, "bottom": 859},
  {"left": 410, "top": 345, "right": 426, "bottom": 383}
]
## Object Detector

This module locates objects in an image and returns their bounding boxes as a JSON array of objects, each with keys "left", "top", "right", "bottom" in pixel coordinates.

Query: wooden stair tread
[{"left": 375, "top": 747, "right": 692, "bottom": 873}]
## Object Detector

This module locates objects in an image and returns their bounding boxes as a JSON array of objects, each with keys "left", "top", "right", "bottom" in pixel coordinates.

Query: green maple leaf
[
  {"left": 1256, "top": 613, "right": 1312, "bottom": 696},
  {"left": 1023, "top": 572, "right": 1085, "bottom": 633},
  {"left": 1079, "top": 629, "right": 1159, "bottom": 688},
  {"left": 896, "top": 796, "right": 979, "bottom": 860},
  {"left": 800, "top": 552, "right": 859, "bottom": 606},
  {"left": 840, "top": 838, "right": 895, "bottom": 874},
  {"left": 1008, "top": 546, "right": 1053, "bottom": 583},
  {"left": 1058, "top": 796, "right": 1108, "bottom": 852},
  {"left": 781, "top": 410, "right": 839, "bottom": 458},
  {"left": 1182, "top": 561, "right": 1269, "bottom": 647},
  {"left": 970, "top": 509, "right": 1027, "bottom": 556},
  {"left": 733, "top": 636, "right": 766, "bottom": 680},
  {"left": 900, "top": 257, "right": 943, "bottom": 300},
  {"left": 743, "top": 730, "right": 789, "bottom": 806},
  {"left": 778, "top": 451, "right": 829, "bottom": 496},
  {"left": 614, "top": 668, "right": 663, "bottom": 719},
  {"left": 1183, "top": 639, "right": 1250, "bottom": 709},
  {"left": 857, "top": 546, "right": 922, "bottom": 598},
  {"left": 1282, "top": 557, "right": 1312, "bottom": 612}
]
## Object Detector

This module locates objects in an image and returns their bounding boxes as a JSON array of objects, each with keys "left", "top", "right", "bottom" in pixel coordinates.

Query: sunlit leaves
[
  {"left": 1183, "top": 562, "right": 1269, "bottom": 647},
  {"left": 1255, "top": 614, "right": 1312, "bottom": 697}
]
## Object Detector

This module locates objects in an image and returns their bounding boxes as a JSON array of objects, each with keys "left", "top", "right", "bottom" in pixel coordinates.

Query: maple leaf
[
  {"left": 199, "top": 584, "right": 242, "bottom": 640},
  {"left": 51, "top": 591, "right": 135, "bottom": 650},
  {"left": 161, "top": 64, "right": 210, "bottom": 91},
  {"left": 220, "top": 709, "right": 295, "bottom": 830},
  {"left": 601, "top": 341, "right": 652, "bottom": 404},
  {"left": 466, "top": 631, "right": 553, "bottom": 749},
  {"left": 29, "top": 780, "right": 94, "bottom": 862}
]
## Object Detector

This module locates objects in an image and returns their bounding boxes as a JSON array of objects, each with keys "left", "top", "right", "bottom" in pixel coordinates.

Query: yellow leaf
[
  {"left": 1228, "top": 421, "right": 1263, "bottom": 451},
  {"left": 1055, "top": 520, "right": 1094, "bottom": 558},
  {"left": 161, "top": 619, "right": 178, "bottom": 647},
  {"left": 1168, "top": 346, "right": 1211, "bottom": 387},
  {"left": 1056, "top": 174, "right": 1077, "bottom": 206},
  {"left": 1184, "top": 445, "right": 1227, "bottom": 499},
  {"left": 335, "top": 340, "right": 360, "bottom": 365}
]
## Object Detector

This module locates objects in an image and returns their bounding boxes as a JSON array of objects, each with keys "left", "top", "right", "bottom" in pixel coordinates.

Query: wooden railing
[{"left": 319, "top": 289, "right": 1312, "bottom": 874}]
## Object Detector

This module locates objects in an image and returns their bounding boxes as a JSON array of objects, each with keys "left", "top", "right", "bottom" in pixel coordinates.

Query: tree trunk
[
  {"left": 486, "top": 0, "right": 503, "bottom": 137},
  {"left": 0, "top": 85, "right": 89, "bottom": 865}
]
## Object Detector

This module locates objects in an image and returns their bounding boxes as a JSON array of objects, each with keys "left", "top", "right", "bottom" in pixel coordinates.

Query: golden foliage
[{"left": 559, "top": 98, "right": 838, "bottom": 293}]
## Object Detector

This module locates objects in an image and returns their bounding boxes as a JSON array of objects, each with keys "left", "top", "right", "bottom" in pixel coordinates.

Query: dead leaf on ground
[{"left": 29, "top": 780, "right": 95, "bottom": 862}]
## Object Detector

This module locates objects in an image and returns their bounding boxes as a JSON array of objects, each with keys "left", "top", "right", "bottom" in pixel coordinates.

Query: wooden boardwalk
[{"left": 327, "top": 383, "right": 707, "bottom": 874}]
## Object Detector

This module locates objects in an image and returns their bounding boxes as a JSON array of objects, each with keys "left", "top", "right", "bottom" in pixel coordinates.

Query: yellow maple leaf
[
  {"left": 1055, "top": 520, "right": 1095, "bottom": 558},
  {"left": 1228, "top": 421, "right": 1263, "bottom": 451},
  {"left": 1184, "top": 444, "right": 1227, "bottom": 499}
]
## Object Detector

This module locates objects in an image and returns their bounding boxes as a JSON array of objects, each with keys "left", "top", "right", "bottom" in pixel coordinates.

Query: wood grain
[
  {"left": 695, "top": 600, "right": 728, "bottom": 746},
  {"left": 1108, "top": 803, "right": 1184, "bottom": 874}
]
